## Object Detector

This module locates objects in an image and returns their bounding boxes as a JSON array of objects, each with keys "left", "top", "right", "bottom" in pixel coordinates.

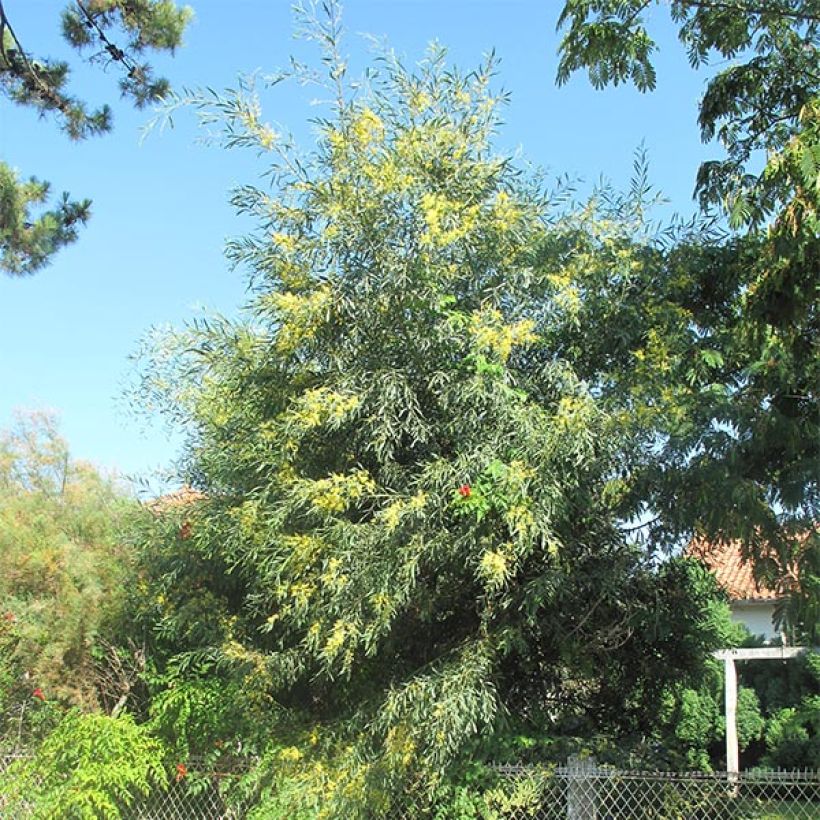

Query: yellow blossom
[
  {"left": 279, "top": 746, "right": 303, "bottom": 762},
  {"left": 419, "top": 192, "right": 480, "bottom": 247},
  {"left": 267, "top": 285, "right": 331, "bottom": 354},
  {"left": 491, "top": 190, "right": 522, "bottom": 231},
  {"left": 324, "top": 619, "right": 351, "bottom": 659},
  {"left": 469, "top": 308, "right": 537, "bottom": 361},
  {"left": 271, "top": 232, "right": 298, "bottom": 252},
  {"left": 289, "top": 388, "right": 360, "bottom": 430},
  {"left": 351, "top": 107, "right": 384, "bottom": 147},
  {"left": 479, "top": 548, "right": 510, "bottom": 588},
  {"left": 506, "top": 503, "right": 535, "bottom": 537},
  {"left": 409, "top": 89, "right": 431, "bottom": 113},
  {"left": 307, "top": 469, "right": 376, "bottom": 513}
]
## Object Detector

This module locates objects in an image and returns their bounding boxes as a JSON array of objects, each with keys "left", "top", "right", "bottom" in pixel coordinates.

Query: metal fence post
[{"left": 566, "top": 755, "right": 598, "bottom": 820}]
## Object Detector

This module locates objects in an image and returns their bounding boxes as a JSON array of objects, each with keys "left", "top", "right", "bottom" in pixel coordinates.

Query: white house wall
[{"left": 730, "top": 601, "right": 778, "bottom": 641}]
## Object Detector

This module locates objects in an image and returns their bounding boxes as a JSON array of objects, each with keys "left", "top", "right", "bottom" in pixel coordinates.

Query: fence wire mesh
[
  {"left": 2, "top": 753, "right": 818, "bottom": 818},
  {"left": 468, "top": 764, "right": 820, "bottom": 820}
]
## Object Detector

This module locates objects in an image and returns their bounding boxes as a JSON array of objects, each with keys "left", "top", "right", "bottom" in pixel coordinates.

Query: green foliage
[
  {"left": 146, "top": 669, "right": 270, "bottom": 762},
  {"left": 0, "top": 162, "right": 90, "bottom": 276},
  {"left": 0, "top": 709, "right": 164, "bottom": 819},
  {"left": 0, "top": 0, "right": 192, "bottom": 274},
  {"left": 763, "top": 697, "right": 820, "bottom": 768},
  {"left": 0, "top": 618, "right": 63, "bottom": 752},
  {"left": 746, "top": 649, "right": 820, "bottom": 769},
  {"left": 0, "top": 409, "right": 137, "bottom": 737},
  {"left": 557, "top": 1, "right": 820, "bottom": 220},
  {"left": 555, "top": 1, "right": 819, "bottom": 632},
  {"left": 654, "top": 641, "right": 820, "bottom": 772},
  {"left": 128, "top": 13, "right": 731, "bottom": 813},
  {"left": 736, "top": 686, "right": 765, "bottom": 751}
]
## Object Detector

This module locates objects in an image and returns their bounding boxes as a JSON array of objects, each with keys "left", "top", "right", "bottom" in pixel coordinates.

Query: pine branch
[
  {"left": 0, "top": 0, "right": 73, "bottom": 115},
  {"left": 75, "top": 0, "right": 146, "bottom": 86}
]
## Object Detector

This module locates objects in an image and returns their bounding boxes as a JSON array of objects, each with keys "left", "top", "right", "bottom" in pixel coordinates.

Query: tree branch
[
  {"left": 75, "top": 0, "right": 144, "bottom": 82},
  {"left": 0, "top": 0, "right": 72, "bottom": 113},
  {"left": 677, "top": 0, "right": 820, "bottom": 25}
]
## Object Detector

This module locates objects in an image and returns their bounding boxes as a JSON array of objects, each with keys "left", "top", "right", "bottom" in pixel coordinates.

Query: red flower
[
  {"left": 458, "top": 484, "right": 471, "bottom": 498},
  {"left": 178, "top": 521, "right": 192, "bottom": 541},
  {"left": 175, "top": 762, "right": 188, "bottom": 782},
  {"left": 32, "top": 688, "right": 45, "bottom": 702},
  {"left": 3, "top": 611, "right": 15, "bottom": 622}
]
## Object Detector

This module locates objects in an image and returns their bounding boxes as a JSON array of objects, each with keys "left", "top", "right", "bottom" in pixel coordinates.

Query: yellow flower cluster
[
  {"left": 351, "top": 107, "right": 384, "bottom": 147},
  {"left": 271, "top": 231, "right": 298, "bottom": 253},
  {"left": 378, "top": 489, "right": 427, "bottom": 533},
  {"left": 288, "top": 388, "right": 360, "bottom": 430},
  {"left": 320, "top": 557, "right": 349, "bottom": 592},
  {"left": 553, "top": 395, "right": 595, "bottom": 432},
  {"left": 419, "top": 192, "right": 480, "bottom": 247},
  {"left": 634, "top": 327, "right": 674, "bottom": 374},
  {"left": 479, "top": 546, "right": 512, "bottom": 590},
  {"left": 491, "top": 190, "right": 522, "bottom": 232},
  {"left": 229, "top": 499, "right": 260, "bottom": 539},
  {"left": 307, "top": 469, "right": 376, "bottom": 513},
  {"left": 370, "top": 591, "right": 392, "bottom": 615},
  {"left": 323, "top": 619, "right": 355, "bottom": 660},
  {"left": 279, "top": 746, "right": 303, "bottom": 763},
  {"left": 505, "top": 503, "right": 535, "bottom": 537},
  {"left": 361, "top": 156, "right": 414, "bottom": 194},
  {"left": 237, "top": 103, "right": 278, "bottom": 150},
  {"left": 267, "top": 285, "right": 331, "bottom": 354},
  {"left": 281, "top": 533, "right": 323, "bottom": 570},
  {"left": 408, "top": 89, "right": 432, "bottom": 114},
  {"left": 380, "top": 500, "right": 405, "bottom": 533},
  {"left": 547, "top": 269, "right": 582, "bottom": 315},
  {"left": 289, "top": 581, "right": 314, "bottom": 609},
  {"left": 221, "top": 640, "right": 272, "bottom": 704},
  {"left": 469, "top": 308, "right": 538, "bottom": 361},
  {"left": 385, "top": 725, "right": 416, "bottom": 767}
]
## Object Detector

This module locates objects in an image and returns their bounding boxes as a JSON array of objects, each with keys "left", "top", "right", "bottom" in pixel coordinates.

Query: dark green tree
[
  {"left": 555, "top": 1, "right": 819, "bottom": 627},
  {"left": 0, "top": 0, "right": 192, "bottom": 275}
]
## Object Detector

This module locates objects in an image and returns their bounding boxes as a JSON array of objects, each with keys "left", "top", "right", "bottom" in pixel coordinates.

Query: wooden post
[{"left": 566, "top": 755, "right": 597, "bottom": 819}]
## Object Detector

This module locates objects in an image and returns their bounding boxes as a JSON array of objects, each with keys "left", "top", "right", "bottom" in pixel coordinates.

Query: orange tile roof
[
  {"left": 687, "top": 539, "right": 782, "bottom": 602},
  {"left": 146, "top": 486, "right": 205, "bottom": 512}
]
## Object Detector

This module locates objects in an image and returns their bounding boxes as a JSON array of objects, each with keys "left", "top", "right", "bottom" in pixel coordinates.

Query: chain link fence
[
  {"left": 0, "top": 754, "right": 252, "bottom": 819},
  {"left": 2, "top": 753, "right": 818, "bottom": 818},
  {"left": 468, "top": 761, "right": 820, "bottom": 820}
]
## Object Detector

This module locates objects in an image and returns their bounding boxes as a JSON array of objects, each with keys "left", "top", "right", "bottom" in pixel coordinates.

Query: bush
[{"left": 0, "top": 710, "right": 165, "bottom": 819}]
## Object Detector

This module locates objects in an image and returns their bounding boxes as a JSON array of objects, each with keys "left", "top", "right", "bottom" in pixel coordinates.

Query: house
[{"left": 688, "top": 539, "right": 784, "bottom": 642}]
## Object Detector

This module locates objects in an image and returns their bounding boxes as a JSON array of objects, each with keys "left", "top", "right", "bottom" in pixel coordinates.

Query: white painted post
[
  {"left": 724, "top": 655, "right": 739, "bottom": 782},
  {"left": 711, "top": 647, "right": 818, "bottom": 792}
]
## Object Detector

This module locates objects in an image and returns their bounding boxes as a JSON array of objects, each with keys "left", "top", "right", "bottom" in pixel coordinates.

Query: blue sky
[{"left": 0, "top": 0, "right": 714, "bottom": 490}]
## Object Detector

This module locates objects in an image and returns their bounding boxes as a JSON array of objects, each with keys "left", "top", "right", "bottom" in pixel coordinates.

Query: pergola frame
[{"left": 712, "top": 646, "right": 817, "bottom": 775}]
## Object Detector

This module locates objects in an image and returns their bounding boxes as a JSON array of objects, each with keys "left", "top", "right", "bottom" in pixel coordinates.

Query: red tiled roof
[
  {"left": 146, "top": 487, "right": 205, "bottom": 512},
  {"left": 687, "top": 539, "right": 782, "bottom": 602}
]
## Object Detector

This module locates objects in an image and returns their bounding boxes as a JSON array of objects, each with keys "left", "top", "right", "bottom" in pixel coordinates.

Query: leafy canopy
[
  {"left": 557, "top": 0, "right": 820, "bottom": 224},
  {"left": 556, "top": 1, "right": 819, "bottom": 621}
]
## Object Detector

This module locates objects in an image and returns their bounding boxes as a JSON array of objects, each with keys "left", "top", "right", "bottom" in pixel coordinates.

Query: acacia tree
[
  {"left": 0, "top": 0, "right": 192, "bottom": 275},
  {"left": 556, "top": 1, "right": 819, "bottom": 621},
  {"left": 132, "top": 15, "right": 727, "bottom": 814}
]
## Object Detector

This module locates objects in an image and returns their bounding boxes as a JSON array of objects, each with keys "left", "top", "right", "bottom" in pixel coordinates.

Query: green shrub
[{"left": 0, "top": 710, "right": 165, "bottom": 819}]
